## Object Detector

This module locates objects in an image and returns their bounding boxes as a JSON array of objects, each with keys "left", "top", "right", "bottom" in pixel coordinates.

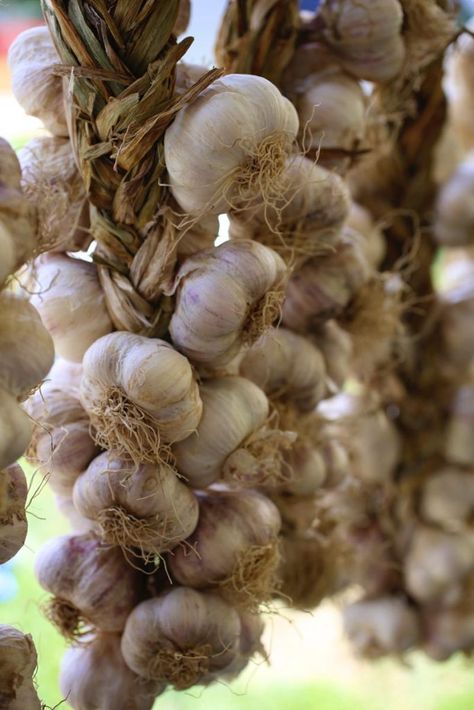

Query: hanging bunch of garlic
[
  {"left": 0, "top": 138, "right": 54, "bottom": 568},
  {"left": 0, "top": 625, "right": 42, "bottom": 709}
]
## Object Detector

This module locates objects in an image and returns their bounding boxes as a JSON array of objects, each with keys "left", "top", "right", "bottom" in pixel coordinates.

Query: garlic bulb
[
  {"left": 434, "top": 156, "right": 474, "bottom": 247},
  {"left": 81, "top": 332, "right": 202, "bottom": 463},
  {"left": 297, "top": 71, "right": 366, "bottom": 152},
  {"left": 0, "top": 625, "right": 41, "bottom": 710},
  {"left": 0, "top": 222, "right": 16, "bottom": 286},
  {"left": 168, "top": 488, "right": 281, "bottom": 607},
  {"left": 73, "top": 452, "right": 199, "bottom": 558},
  {"left": 8, "top": 26, "right": 67, "bottom": 136},
  {"left": 404, "top": 526, "right": 474, "bottom": 605},
  {"left": 219, "top": 611, "right": 265, "bottom": 681},
  {"left": 239, "top": 327, "right": 327, "bottom": 411},
  {"left": 343, "top": 597, "right": 419, "bottom": 657},
  {"left": 55, "top": 495, "right": 95, "bottom": 534},
  {"left": 347, "top": 202, "right": 386, "bottom": 268},
  {"left": 423, "top": 606, "right": 474, "bottom": 661},
  {"left": 173, "top": 376, "right": 294, "bottom": 488},
  {"left": 164, "top": 74, "right": 298, "bottom": 215},
  {"left": 278, "top": 536, "right": 331, "bottom": 610},
  {"left": 320, "top": 0, "right": 405, "bottom": 83},
  {"left": 0, "top": 293, "right": 54, "bottom": 399},
  {"left": 281, "top": 443, "right": 327, "bottom": 497},
  {"left": 229, "top": 156, "right": 350, "bottom": 260},
  {"left": 19, "top": 137, "right": 90, "bottom": 253},
  {"left": 0, "top": 137, "right": 22, "bottom": 190},
  {"left": 0, "top": 388, "right": 33, "bottom": 470},
  {"left": 35, "top": 533, "right": 144, "bottom": 639},
  {"left": 177, "top": 213, "right": 218, "bottom": 259},
  {"left": 0, "top": 463, "right": 28, "bottom": 564},
  {"left": 170, "top": 240, "right": 286, "bottom": 368},
  {"left": 60, "top": 633, "right": 164, "bottom": 710},
  {"left": 30, "top": 254, "right": 113, "bottom": 363},
  {"left": 312, "top": 320, "right": 353, "bottom": 389},
  {"left": 445, "top": 384, "right": 474, "bottom": 466},
  {"left": 421, "top": 468, "right": 474, "bottom": 531},
  {"left": 283, "top": 232, "right": 371, "bottom": 332},
  {"left": 440, "top": 280, "right": 474, "bottom": 370},
  {"left": 121, "top": 588, "right": 241, "bottom": 689}
]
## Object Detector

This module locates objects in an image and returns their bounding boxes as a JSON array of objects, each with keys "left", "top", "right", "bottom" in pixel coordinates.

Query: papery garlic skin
[
  {"left": 434, "top": 156, "right": 474, "bottom": 247},
  {"left": 173, "top": 376, "right": 270, "bottom": 488},
  {"left": 55, "top": 495, "right": 95, "bottom": 534},
  {"left": 0, "top": 625, "right": 41, "bottom": 710},
  {"left": 35, "top": 534, "right": 144, "bottom": 637},
  {"left": 0, "top": 463, "right": 28, "bottom": 564},
  {"left": 177, "top": 213, "right": 218, "bottom": 259},
  {"left": 421, "top": 468, "right": 474, "bottom": 531},
  {"left": 283, "top": 233, "right": 371, "bottom": 332},
  {"left": 347, "top": 202, "right": 386, "bottom": 268},
  {"left": 240, "top": 327, "right": 327, "bottom": 411},
  {"left": 168, "top": 488, "right": 281, "bottom": 606},
  {"left": 445, "top": 384, "right": 474, "bottom": 467},
  {"left": 297, "top": 71, "right": 366, "bottom": 152},
  {"left": 0, "top": 137, "right": 22, "bottom": 190},
  {"left": 164, "top": 74, "right": 298, "bottom": 215},
  {"left": 19, "top": 137, "right": 90, "bottom": 253},
  {"left": 0, "top": 388, "right": 33, "bottom": 470},
  {"left": 229, "top": 156, "right": 350, "bottom": 259},
  {"left": 0, "top": 222, "right": 16, "bottom": 286},
  {"left": 218, "top": 610, "right": 265, "bottom": 682},
  {"left": 0, "top": 293, "right": 54, "bottom": 399},
  {"left": 312, "top": 320, "right": 353, "bottom": 389},
  {"left": 343, "top": 597, "right": 419, "bottom": 657},
  {"left": 404, "top": 526, "right": 474, "bottom": 605},
  {"left": 30, "top": 254, "right": 113, "bottom": 363},
  {"left": 8, "top": 26, "right": 68, "bottom": 137},
  {"left": 170, "top": 240, "right": 286, "bottom": 368},
  {"left": 281, "top": 443, "right": 327, "bottom": 497},
  {"left": 81, "top": 332, "right": 202, "bottom": 461},
  {"left": 73, "top": 452, "right": 199, "bottom": 555},
  {"left": 121, "top": 588, "right": 241, "bottom": 689},
  {"left": 60, "top": 633, "right": 164, "bottom": 710},
  {"left": 320, "top": 0, "right": 405, "bottom": 83},
  {"left": 423, "top": 606, "right": 474, "bottom": 661}
]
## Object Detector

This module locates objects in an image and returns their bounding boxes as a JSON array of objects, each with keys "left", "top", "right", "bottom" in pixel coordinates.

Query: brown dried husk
[
  {"left": 87, "top": 386, "right": 172, "bottom": 466},
  {"left": 215, "top": 0, "right": 300, "bottom": 85},
  {"left": 242, "top": 288, "right": 285, "bottom": 345},
  {"left": 41, "top": 0, "right": 222, "bottom": 334},
  {"left": 146, "top": 644, "right": 213, "bottom": 690},
  {"left": 219, "top": 540, "right": 281, "bottom": 610}
]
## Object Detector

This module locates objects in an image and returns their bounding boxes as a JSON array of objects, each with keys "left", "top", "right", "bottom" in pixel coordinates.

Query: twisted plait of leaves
[
  {"left": 41, "top": 0, "right": 222, "bottom": 334},
  {"left": 215, "top": 0, "right": 300, "bottom": 85}
]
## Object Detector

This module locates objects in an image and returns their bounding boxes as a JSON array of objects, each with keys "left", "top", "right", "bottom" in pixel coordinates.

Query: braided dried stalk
[
  {"left": 41, "top": 0, "right": 221, "bottom": 334},
  {"left": 215, "top": 0, "right": 300, "bottom": 84}
]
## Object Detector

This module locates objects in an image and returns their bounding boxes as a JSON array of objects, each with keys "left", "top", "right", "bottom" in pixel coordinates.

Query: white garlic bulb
[
  {"left": 168, "top": 488, "right": 281, "bottom": 607},
  {"left": 404, "top": 526, "right": 474, "bottom": 605},
  {"left": 229, "top": 156, "right": 350, "bottom": 259},
  {"left": 434, "top": 155, "right": 474, "bottom": 247},
  {"left": 0, "top": 222, "right": 16, "bottom": 286},
  {"left": 30, "top": 254, "right": 113, "bottom": 363},
  {"left": 283, "top": 232, "right": 371, "bottom": 332},
  {"left": 170, "top": 240, "right": 287, "bottom": 369},
  {"left": 343, "top": 597, "right": 419, "bottom": 657},
  {"left": 19, "top": 137, "right": 90, "bottom": 253},
  {"left": 164, "top": 73, "right": 298, "bottom": 215},
  {"left": 81, "top": 332, "right": 202, "bottom": 463},
  {"left": 0, "top": 293, "right": 54, "bottom": 399},
  {"left": 445, "top": 384, "right": 474, "bottom": 467},
  {"left": 312, "top": 320, "right": 353, "bottom": 389},
  {"left": 73, "top": 452, "right": 199, "bottom": 557},
  {"left": 173, "top": 376, "right": 293, "bottom": 488},
  {"left": 60, "top": 633, "right": 164, "bottom": 710},
  {"left": 8, "top": 26, "right": 68, "bottom": 136},
  {"left": 0, "top": 463, "right": 28, "bottom": 565},
  {"left": 240, "top": 327, "right": 327, "bottom": 411},
  {"left": 0, "top": 388, "right": 33, "bottom": 470},
  {"left": 0, "top": 625, "right": 41, "bottom": 710},
  {"left": 121, "top": 588, "right": 241, "bottom": 689},
  {"left": 35, "top": 533, "right": 144, "bottom": 639},
  {"left": 320, "top": 0, "right": 405, "bottom": 83},
  {"left": 346, "top": 202, "right": 386, "bottom": 268},
  {"left": 421, "top": 468, "right": 474, "bottom": 531},
  {"left": 297, "top": 70, "right": 366, "bottom": 152},
  {"left": 0, "top": 137, "right": 22, "bottom": 190}
]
